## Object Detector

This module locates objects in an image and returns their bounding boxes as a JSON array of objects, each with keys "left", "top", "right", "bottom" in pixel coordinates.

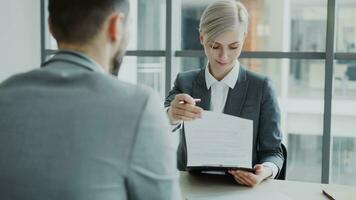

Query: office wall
[{"left": 0, "top": 1, "right": 41, "bottom": 82}]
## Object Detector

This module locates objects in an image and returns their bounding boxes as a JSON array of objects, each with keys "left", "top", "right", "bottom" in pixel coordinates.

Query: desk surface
[{"left": 180, "top": 172, "right": 356, "bottom": 200}]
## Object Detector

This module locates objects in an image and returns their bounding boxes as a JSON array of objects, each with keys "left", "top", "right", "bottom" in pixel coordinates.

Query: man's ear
[
  {"left": 48, "top": 16, "right": 56, "bottom": 38},
  {"left": 242, "top": 31, "right": 247, "bottom": 42},
  {"left": 199, "top": 33, "right": 204, "bottom": 45},
  {"left": 108, "top": 12, "right": 126, "bottom": 42}
]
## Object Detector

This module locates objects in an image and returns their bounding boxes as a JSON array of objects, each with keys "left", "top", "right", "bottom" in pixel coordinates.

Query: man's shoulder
[
  {"left": 0, "top": 67, "right": 156, "bottom": 107},
  {"left": 0, "top": 68, "right": 43, "bottom": 89}
]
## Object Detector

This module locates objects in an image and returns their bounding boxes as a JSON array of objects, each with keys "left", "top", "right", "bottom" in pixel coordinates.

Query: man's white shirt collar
[{"left": 205, "top": 60, "right": 240, "bottom": 90}]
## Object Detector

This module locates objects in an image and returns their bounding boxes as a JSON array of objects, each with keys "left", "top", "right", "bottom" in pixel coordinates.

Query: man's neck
[{"left": 58, "top": 43, "right": 109, "bottom": 72}]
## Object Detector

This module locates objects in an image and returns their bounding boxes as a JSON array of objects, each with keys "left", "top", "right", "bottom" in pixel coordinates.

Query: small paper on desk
[
  {"left": 186, "top": 191, "right": 291, "bottom": 200},
  {"left": 187, "top": 192, "right": 292, "bottom": 200},
  {"left": 184, "top": 111, "right": 253, "bottom": 169}
]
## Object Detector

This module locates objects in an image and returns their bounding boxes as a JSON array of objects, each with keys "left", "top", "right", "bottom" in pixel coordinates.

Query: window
[
  {"left": 181, "top": 0, "right": 327, "bottom": 52},
  {"left": 127, "top": 0, "right": 166, "bottom": 51},
  {"left": 120, "top": 57, "right": 166, "bottom": 98},
  {"left": 336, "top": 0, "right": 356, "bottom": 53},
  {"left": 330, "top": 0, "right": 356, "bottom": 185}
]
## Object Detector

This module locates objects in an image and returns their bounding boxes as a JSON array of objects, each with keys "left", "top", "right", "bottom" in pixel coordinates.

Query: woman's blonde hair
[{"left": 199, "top": 0, "right": 248, "bottom": 44}]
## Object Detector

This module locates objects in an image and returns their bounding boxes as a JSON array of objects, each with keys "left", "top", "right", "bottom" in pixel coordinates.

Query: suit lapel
[
  {"left": 192, "top": 69, "right": 211, "bottom": 110},
  {"left": 223, "top": 66, "right": 249, "bottom": 116}
]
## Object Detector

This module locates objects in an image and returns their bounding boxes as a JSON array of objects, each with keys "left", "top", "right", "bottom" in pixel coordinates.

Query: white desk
[{"left": 180, "top": 172, "right": 356, "bottom": 200}]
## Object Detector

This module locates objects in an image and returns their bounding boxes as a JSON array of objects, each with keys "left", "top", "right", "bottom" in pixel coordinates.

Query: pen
[
  {"left": 179, "top": 98, "right": 201, "bottom": 104},
  {"left": 322, "top": 189, "right": 335, "bottom": 200}
]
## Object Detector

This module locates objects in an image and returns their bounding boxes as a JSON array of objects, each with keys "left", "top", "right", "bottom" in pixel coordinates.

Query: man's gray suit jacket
[
  {"left": 0, "top": 51, "right": 180, "bottom": 200},
  {"left": 164, "top": 66, "right": 284, "bottom": 174}
]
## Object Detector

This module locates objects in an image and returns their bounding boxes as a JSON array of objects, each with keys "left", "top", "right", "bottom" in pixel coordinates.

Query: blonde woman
[{"left": 165, "top": 0, "right": 284, "bottom": 187}]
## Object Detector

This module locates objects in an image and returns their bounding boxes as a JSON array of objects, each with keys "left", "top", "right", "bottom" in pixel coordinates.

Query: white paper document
[{"left": 184, "top": 111, "right": 253, "bottom": 168}]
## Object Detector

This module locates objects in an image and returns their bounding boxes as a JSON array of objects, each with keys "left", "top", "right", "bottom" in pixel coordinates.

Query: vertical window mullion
[
  {"left": 165, "top": 0, "right": 173, "bottom": 97},
  {"left": 40, "top": 0, "right": 46, "bottom": 63},
  {"left": 322, "top": 0, "right": 336, "bottom": 184}
]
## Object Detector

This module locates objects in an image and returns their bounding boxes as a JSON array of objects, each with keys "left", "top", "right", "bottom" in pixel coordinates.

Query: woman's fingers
[
  {"left": 170, "top": 94, "right": 203, "bottom": 122},
  {"left": 171, "top": 105, "right": 201, "bottom": 119},
  {"left": 229, "top": 170, "right": 257, "bottom": 187},
  {"left": 233, "top": 176, "right": 245, "bottom": 185},
  {"left": 175, "top": 93, "right": 197, "bottom": 105}
]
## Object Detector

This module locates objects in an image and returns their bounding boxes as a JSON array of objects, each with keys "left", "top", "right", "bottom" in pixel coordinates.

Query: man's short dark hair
[{"left": 49, "top": 0, "right": 129, "bottom": 44}]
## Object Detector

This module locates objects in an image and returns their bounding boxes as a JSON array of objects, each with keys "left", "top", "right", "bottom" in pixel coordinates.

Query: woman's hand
[
  {"left": 167, "top": 94, "right": 203, "bottom": 125},
  {"left": 228, "top": 164, "right": 273, "bottom": 187}
]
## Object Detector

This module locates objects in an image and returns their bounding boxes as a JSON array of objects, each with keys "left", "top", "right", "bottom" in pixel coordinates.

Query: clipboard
[
  {"left": 183, "top": 111, "right": 254, "bottom": 174},
  {"left": 186, "top": 165, "right": 256, "bottom": 173}
]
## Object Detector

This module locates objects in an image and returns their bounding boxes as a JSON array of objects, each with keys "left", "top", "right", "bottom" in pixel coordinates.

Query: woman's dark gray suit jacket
[{"left": 164, "top": 66, "right": 284, "bottom": 176}]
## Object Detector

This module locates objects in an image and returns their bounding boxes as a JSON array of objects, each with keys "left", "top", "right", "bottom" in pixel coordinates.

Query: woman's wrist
[
  {"left": 262, "top": 166, "right": 273, "bottom": 180},
  {"left": 166, "top": 107, "right": 180, "bottom": 125}
]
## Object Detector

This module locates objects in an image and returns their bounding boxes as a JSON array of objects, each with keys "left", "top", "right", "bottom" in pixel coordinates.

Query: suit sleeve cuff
[
  {"left": 262, "top": 162, "right": 279, "bottom": 179},
  {"left": 165, "top": 107, "right": 182, "bottom": 132},
  {"left": 171, "top": 123, "right": 182, "bottom": 132}
]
